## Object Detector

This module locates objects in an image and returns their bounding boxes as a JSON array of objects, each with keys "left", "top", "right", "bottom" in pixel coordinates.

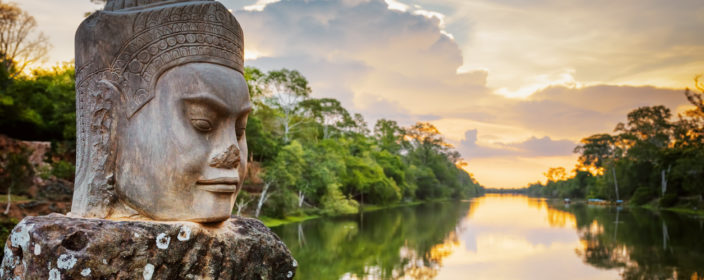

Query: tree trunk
[
  {"left": 662, "top": 220, "right": 669, "bottom": 250},
  {"left": 255, "top": 183, "right": 271, "bottom": 218},
  {"left": 236, "top": 198, "right": 250, "bottom": 216},
  {"left": 613, "top": 207, "right": 620, "bottom": 239},
  {"left": 297, "top": 223, "right": 306, "bottom": 246},
  {"left": 297, "top": 190, "right": 304, "bottom": 208},
  {"left": 661, "top": 169, "right": 666, "bottom": 196},
  {"left": 661, "top": 164, "right": 672, "bottom": 196},
  {"left": 3, "top": 188, "right": 10, "bottom": 215},
  {"left": 612, "top": 168, "right": 620, "bottom": 201}
]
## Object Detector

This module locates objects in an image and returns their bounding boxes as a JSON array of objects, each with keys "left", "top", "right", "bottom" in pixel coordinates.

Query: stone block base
[{"left": 1, "top": 214, "right": 296, "bottom": 279}]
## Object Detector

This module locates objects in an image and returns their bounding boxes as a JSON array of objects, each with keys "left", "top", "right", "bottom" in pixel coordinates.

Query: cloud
[
  {"left": 511, "top": 136, "right": 576, "bottom": 157},
  {"left": 458, "top": 130, "right": 576, "bottom": 159},
  {"left": 507, "top": 85, "right": 687, "bottom": 139},
  {"left": 236, "top": 0, "right": 490, "bottom": 117},
  {"left": 419, "top": 0, "right": 704, "bottom": 94}
]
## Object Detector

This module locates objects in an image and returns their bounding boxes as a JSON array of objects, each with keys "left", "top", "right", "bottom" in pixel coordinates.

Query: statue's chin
[{"left": 106, "top": 195, "right": 233, "bottom": 224}]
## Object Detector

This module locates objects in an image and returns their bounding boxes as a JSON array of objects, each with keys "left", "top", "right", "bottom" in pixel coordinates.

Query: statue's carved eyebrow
[
  {"left": 182, "top": 94, "right": 253, "bottom": 116},
  {"left": 182, "top": 93, "right": 232, "bottom": 115}
]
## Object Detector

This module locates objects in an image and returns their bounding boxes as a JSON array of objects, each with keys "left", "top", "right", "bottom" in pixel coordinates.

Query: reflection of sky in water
[{"left": 435, "top": 194, "right": 620, "bottom": 280}]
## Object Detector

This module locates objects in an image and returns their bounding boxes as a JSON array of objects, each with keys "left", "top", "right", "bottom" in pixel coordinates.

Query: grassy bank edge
[
  {"left": 547, "top": 198, "right": 704, "bottom": 217},
  {"left": 640, "top": 204, "right": 704, "bottom": 217},
  {"left": 258, "top": 198, "right": 455, "bottom": 228}
]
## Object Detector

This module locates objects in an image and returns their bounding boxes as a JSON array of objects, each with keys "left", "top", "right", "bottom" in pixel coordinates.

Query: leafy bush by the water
[
  {"left": 659, "top": 193, "right": 678, "bottom": 207},
  {"left": 321, "top": 184, "right": 358, "bottom": 216},
  {"left": 630, "top": 187, "right": 657, "bottom": 205},
  {"left": 264, "top": 189, "right": 301, "bottom": 218}
]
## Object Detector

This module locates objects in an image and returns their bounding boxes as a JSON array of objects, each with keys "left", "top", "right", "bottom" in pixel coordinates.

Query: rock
[{"left": 0, "top": 214, "right": 297, "bottom": 279}]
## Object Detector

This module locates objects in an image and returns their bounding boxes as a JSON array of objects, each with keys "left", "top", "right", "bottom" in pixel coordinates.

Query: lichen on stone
[
  {"left": 156, "top": 233, "right": 170, "bottom": 249},
  {"left": 143, "top": 263, "right": 154, "bottom": 280},
  {"left": 56, "top": 254, "right": 76, "bottom": 270}
]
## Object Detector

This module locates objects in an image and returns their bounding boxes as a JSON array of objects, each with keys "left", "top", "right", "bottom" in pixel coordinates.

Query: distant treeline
[
  {"left": 0, "top": 64, "right": 485, "bottom": 217},
  {"left": 515, "top": 78, "right": 704, "bottom": 208}
]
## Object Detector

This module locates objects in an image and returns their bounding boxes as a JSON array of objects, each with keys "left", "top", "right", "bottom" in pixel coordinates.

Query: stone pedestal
[{"left": 0, "top": 214, "right": 297, "bottom": 279}]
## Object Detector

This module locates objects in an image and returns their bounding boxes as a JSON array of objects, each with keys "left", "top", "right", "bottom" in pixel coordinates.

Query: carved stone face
[{"left": 115, "top": 63, "right": 250, "bottom": 222}]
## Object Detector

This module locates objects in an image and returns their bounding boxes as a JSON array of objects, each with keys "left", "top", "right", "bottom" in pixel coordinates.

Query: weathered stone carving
[
  {"left": 1, "top": 215, "right": 297, "bottom": 279},
  {"left": 72, "top": 0, "right": 249, "bottom": 222}
]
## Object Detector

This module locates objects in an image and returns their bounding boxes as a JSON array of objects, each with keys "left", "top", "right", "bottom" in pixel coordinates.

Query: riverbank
[
  {"left": 642, "top": 204, "right": 704, "bottom": 217},
  {"left": 546, "top": 197, "right": 704, "bottom": 217},
  {"left": 258, "top": 199, "right": 451, "bottom": 228}
]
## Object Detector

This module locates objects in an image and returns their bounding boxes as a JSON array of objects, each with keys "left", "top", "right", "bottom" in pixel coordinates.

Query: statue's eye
[
  {"left": 191, "top": 119, "right": 213, "bottom": 132},
  {"left": 236, "top": 127, "right": 245, "bottom": 139},
  {"left": 236, "top": 116, "right": 247, "bottom": 139}
]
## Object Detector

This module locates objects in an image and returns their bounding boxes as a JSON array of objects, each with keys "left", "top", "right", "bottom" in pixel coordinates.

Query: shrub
[
  {"left": 630, "top": 187, "right": 656, "bottom": 205},
  {"left": 321, "top": 184, "right": 358, "bottom": 216},
  {"left": 0, "top": 147, "right": 34, "bottom": 196},
  {"left": 659, "top": 193, "right": 678, "bottom": 208},
  {"left": 50, "top": 160, "right": 75, "bottom": 181},
  {"left": 263, "top": 189, "right": 299, "bottom": 218}
]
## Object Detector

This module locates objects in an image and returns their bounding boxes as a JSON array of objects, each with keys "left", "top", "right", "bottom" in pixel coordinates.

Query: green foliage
[
  {"left": 659, "top": 193, "right": 678, "bottom": 207},
  {"left": 0, "top": 218, "right": 19, "bottom": 260},
  {"left": 0, "top": 147, "right": 34, "bottom": 195},
  {"left": 630, "top": 187, "right": 656, "bottom": 205},
  {"left": 242, "top": 67, "right": 484, "bottom": 219},
  {"left": 50, "top": 160, "right": 74, "bottom": 181},
  {"left": 264, "top": 188, "right": 300, "bottom": 218},
  {"left": 320, "top": 184, "right": 359, "bottom": 216},
  {"left": 0, "top": 64, "right": 76, "bottom": 142}
]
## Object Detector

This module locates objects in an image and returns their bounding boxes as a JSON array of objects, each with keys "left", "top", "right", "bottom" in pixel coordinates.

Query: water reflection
[
  {"left": 273, "top": 202, "right": 468, "bottom": 279},
  {"left": 556, "top": 203, "right": 704, "bottom": 280},
  {"left": 435, "top": 194, "right": 616, "bottom": 279},
  {"left": 272, "top": 194, "right": 704, "bottom": 279}
]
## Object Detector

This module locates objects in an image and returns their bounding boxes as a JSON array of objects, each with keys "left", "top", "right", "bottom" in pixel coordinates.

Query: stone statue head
[{"left": 71, "top": 0, "right": 249, "bottom": 223}]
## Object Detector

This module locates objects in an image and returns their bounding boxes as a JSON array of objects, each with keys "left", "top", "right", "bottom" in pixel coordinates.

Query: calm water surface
[{"left": 272, "top": 194, "right": 704, "bottom": 279}]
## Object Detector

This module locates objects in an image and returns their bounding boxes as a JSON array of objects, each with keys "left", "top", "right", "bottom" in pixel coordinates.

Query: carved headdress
[{"left": 72, "top": 0, "right": 244, "bottom": 218}]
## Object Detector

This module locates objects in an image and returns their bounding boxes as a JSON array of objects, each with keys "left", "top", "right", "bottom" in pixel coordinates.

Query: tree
[
  {"left": 0, "top": 64, "right": 76, "bottom": 141},
  {"left": 0, "top": 1, "right": 50, "bottom": 80},
  {"left": 261, "top": 69, "right": 312, "bottom": 143},
  {"left": 575, "top": 133, "right": 621, "bottom": 199},
  {"left": 544, "top": 167, "right": 567, "bottom": 183},
  {"left": 374, "top": 119, "right": 404, "bottom": 154},
  {"left": 256, "top": 141, "right": 305, "bottom": 217},
  {"left": 301, "top": 98, "right": 351, "bottom": 139},
  {"left": 404, "top": 122, "right": 451, "bottom": 165},
  {"left": 0, "top": 146, "right": 33, "bottom": 214},
  {"left": 615, "top": 106, "right": 673, "bottom": 198}
]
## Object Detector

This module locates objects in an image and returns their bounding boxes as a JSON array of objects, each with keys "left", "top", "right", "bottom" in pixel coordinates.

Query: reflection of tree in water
[
  {"left": 272, "top": 201, "right": 470, "bottom": 279},
  {"left": 549, "top": 203, "right": 704, "bottom": 280}
]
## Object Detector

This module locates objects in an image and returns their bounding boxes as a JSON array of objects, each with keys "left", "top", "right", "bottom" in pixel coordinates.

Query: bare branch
[{"left": 0, "top": 1, "right": 51, "bottom": 78}]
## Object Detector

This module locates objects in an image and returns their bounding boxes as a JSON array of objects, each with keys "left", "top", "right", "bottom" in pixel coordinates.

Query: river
[{"left": 271, "top": 194, "right": 704, "bottom": 279}]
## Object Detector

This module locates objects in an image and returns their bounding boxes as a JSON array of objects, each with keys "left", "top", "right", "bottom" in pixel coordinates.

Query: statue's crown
[
  {"left": 76, "top": 0, "right": 243, "bottom": 117},
  {"left": 104, "top": 0, "right": 214, "bottom": 11}
]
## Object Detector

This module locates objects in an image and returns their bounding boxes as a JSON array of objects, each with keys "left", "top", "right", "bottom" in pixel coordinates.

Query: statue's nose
[{"left": 209, "top": 144, "right": 240, "bottom": 169}]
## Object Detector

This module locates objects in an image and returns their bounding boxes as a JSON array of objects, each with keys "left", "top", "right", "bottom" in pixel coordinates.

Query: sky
[{"left": 19, "top": 0, "right": 704, "bottom": 188}]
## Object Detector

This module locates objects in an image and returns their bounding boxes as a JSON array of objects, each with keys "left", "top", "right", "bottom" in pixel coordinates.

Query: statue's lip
[{"left": 196, "top": 177, "right": 239, "bottom": 193}]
